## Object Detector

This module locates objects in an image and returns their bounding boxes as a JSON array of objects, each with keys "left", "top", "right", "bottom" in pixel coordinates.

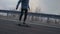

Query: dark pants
[{"left": 19, "top": 8, "right": 28, "bottom": 23}]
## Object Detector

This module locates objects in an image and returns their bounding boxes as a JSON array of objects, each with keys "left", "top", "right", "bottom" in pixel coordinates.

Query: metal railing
[
  {"left": 0, "top": 10, "right": 60, "bottom": 25},
  {"left": 0, "top": 10, "right": 60, "bottom": 19}
]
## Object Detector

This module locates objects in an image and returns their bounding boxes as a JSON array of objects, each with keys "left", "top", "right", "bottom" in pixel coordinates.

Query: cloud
[
  {"left": 0, "top": 0, "right": 41, "bottom": 11},
  {"left": 0, "top": 0, "right": 60, "bottom": 15},
  {"left": 0, "top": 6, "right": 4, "bottom": 9},
  {"left": 0, "top": 0, "right": 18, "bottom": 10}
]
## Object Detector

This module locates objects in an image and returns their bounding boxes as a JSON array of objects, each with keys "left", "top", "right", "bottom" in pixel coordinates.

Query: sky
[{"left": 0, "top": 0, "right": 60, "bottom": 15}]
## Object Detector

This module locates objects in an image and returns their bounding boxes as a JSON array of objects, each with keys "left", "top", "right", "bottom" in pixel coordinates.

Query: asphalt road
[{"left": 0, "top": 19, "right": 60, "bottom": 34}]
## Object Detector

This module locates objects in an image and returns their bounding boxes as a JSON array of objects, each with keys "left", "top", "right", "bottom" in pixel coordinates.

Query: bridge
[{"left": 0, "top": 10, "right": 60, "bottom": 34}]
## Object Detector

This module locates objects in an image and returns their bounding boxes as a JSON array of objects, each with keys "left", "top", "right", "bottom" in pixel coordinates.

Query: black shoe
[
  {"left": 23, "top": 22, "right": 26, "bottom": 24},
  {"left": 18, "top": 24, "right": 21, "bottom": 26}
]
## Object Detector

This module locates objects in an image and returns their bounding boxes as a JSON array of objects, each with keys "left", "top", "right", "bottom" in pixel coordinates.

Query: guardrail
[
  {"left": 0, "top": 10, "right": 60, "bottom": 27},
  {"left": 0, "top": 10, "right": 60, "bottom": 19},
  {"left": 0, "top": 10, "right": 60, "bottom": 24}
]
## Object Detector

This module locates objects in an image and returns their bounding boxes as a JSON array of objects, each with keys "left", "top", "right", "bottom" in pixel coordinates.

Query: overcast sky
[{"left": 0, "top": 0, "right": 60, "bottom": 15}]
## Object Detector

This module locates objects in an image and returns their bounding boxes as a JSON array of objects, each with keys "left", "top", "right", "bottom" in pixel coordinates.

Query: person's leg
[
  {"left": 19, "top": 9, "right": 24, "bottom": 21},
  {"left": 23, "top": 9, "right": 28, "bottom": 24},
  {"left": 18, "top": 9, "right": 24, "bottom": 26}
]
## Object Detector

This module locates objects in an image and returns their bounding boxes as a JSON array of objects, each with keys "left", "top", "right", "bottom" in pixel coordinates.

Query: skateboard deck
[{"left": 17, "top": 24, "right": 31, "bottom": 27}]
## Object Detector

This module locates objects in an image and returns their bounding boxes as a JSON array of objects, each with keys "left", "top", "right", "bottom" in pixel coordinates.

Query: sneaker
[
  {"left": 23, "top": 21, "right": 26, "bottom": 24},
  {"left": 18, "top": 24, "right": 21, "bottom": 26}
]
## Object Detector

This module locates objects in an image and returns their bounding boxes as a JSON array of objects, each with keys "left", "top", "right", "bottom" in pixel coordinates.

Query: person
[{"left": 16, "top": 0, "right": 30, "bottom": 25}]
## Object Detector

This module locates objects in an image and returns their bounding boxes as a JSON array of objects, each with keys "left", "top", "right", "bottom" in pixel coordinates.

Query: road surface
[{"left": 0, "top": 19, "right": 60, "bottom": 34}]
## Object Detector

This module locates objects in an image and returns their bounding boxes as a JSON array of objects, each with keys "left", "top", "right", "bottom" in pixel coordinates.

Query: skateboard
[{"left": 17, "top": 23, "right": 30, "bottom": 27}]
